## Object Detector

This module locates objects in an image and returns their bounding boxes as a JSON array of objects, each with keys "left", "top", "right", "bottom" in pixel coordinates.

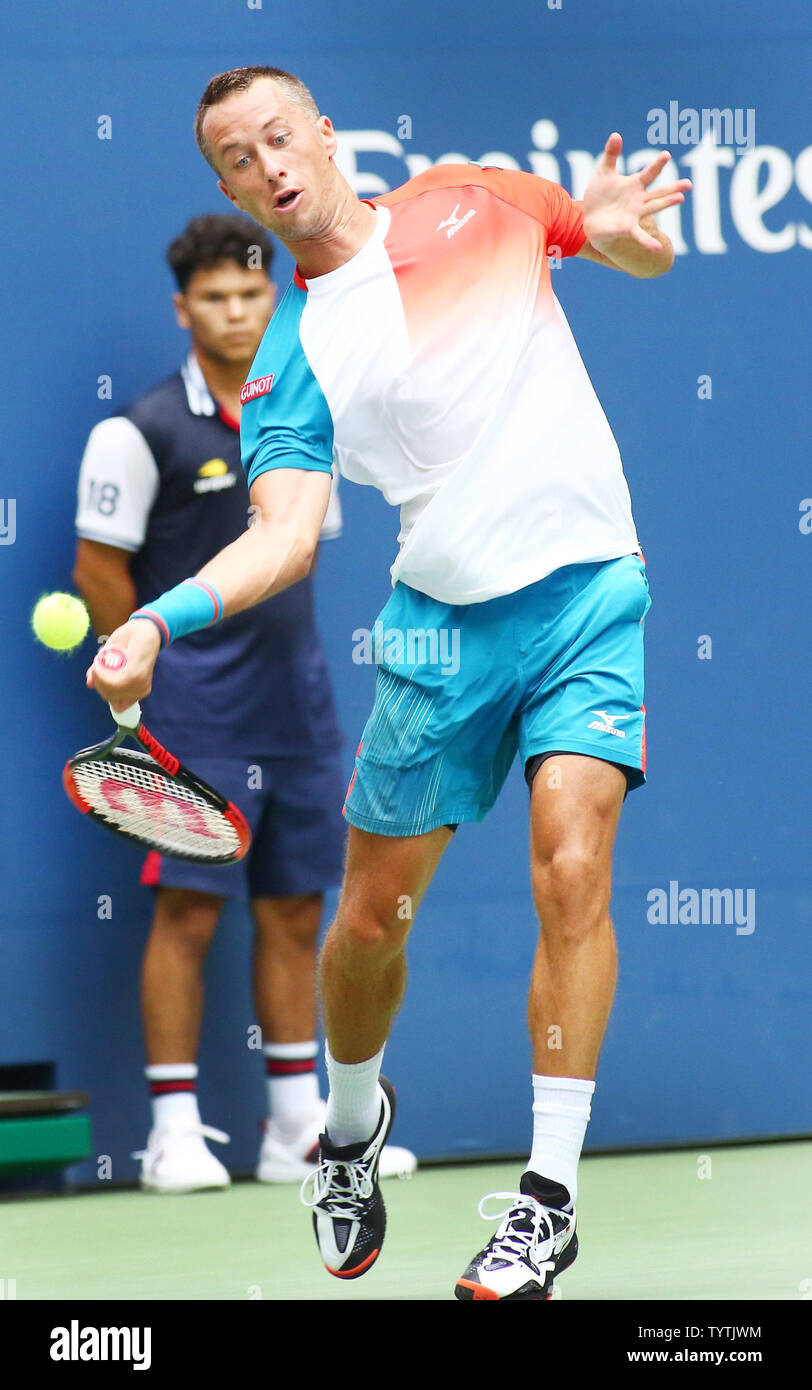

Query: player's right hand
[{"left": 86, "top": 619, "right": 162, "bottom": 711}]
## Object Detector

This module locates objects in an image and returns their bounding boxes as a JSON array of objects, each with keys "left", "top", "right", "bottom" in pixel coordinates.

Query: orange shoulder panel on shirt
[{"left": 375, "top": 164, "right": 586, "bottom": 259}]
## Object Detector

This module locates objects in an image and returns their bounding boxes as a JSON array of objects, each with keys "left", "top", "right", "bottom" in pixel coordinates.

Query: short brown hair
[
  {"left": 167, "top": 214, "right": 274, "bottom": 292},
  {"left": 195, "top": 66, "right": 320, "bottom": 171}
]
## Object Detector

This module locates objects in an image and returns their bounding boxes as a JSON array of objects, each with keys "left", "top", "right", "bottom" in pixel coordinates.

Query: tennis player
[
  {"left": 90, "top": 68, "right": 691, "bottom": 1296},
  {"left": 74, "top": 212, "right": 415, "bottom": 1193}
]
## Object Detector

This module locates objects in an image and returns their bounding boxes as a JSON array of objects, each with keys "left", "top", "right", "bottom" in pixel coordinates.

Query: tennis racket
[{"left": 63, "top": 646, "right": 251, "bottom": 863}]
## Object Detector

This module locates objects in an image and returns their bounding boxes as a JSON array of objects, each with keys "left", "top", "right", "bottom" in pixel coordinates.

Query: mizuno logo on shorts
[
  {"left": 587, "top": 710, "right": 631, "bottom": 738},
  {"left": 240, "top": 374, "right": 275, "bottom": 404}
]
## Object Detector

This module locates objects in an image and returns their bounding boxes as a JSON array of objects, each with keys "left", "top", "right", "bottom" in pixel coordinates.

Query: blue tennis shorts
[
  {"left": 343, "top": 554, "right": 651, "bottom": 838},
  {"left": 141, "top": 749, "right": 347, "bottom": 899}
]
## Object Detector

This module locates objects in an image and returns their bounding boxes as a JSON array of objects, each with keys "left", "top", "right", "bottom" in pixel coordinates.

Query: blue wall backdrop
[{"left": 1, "top": 0, "right": 810, "bottom": 1181}]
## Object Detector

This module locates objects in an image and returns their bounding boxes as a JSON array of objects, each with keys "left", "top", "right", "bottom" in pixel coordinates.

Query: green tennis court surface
[{"left": 3, "top": 1141, "right": 809, "bottom": 1300}]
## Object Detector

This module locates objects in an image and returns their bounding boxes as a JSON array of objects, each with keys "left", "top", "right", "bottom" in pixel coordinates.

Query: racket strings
[{"left": 70, "top": 753, "right": 242, "bottom": 860}]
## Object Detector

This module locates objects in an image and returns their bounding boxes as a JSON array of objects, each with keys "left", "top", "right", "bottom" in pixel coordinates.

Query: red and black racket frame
[{"left": 63, "top": 717, "right": 251, "bottom": 864}]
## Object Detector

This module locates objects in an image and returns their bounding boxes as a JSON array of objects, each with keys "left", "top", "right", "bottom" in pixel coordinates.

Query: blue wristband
[{"left": 129, "top": 578, "right": 224, "bottom": 648}]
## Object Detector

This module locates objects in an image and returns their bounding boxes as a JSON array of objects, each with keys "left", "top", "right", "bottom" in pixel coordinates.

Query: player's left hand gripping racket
[{"left": 63, "top": 646, "right": 251, "bottom": 863}]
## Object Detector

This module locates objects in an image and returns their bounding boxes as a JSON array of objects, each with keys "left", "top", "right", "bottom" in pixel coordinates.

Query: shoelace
[
  {"left": 477, "top": 1191, "right": 575, "bottom": 1270},
  {"left": 300, "top": 1156, "right": 375, "bottom": 1220},
  {"left": 131, "top": 1124, "right": 230, "bottom": 1161}
]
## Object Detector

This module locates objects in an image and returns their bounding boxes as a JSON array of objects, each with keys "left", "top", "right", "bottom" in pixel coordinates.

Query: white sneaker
[
  {"left": 256, "top": 1100, "right": 417, "bottom": 1184},
  {"left": 134, "top": 1122, "right": 231, "bottom": 1194},
  {"left": 455, "top": 1176, "right": 578, "bottom": 1300}
]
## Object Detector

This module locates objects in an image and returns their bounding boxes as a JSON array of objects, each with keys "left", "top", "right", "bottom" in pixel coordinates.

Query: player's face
[
  {"left": 205, "top": 79, "right": 340, "bottom": 241},
  {"left": 173, "top": 263, "right": 275, "bottom": 366}
]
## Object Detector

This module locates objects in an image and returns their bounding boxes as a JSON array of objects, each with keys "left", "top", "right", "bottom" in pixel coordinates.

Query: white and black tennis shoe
[
  {"left": 455, "top": 1171, "right": 578, "bottom": 1300},
  {"left": 300, "top": 1077, "right": 396, "bottom": 1280}
]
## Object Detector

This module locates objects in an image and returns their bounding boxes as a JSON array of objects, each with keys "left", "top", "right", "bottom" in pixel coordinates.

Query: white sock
[
  {"left": 526, "top": 1074, "right": 596, "bottom": 1204},
  {"left": 145, "top": 1063, "right": 201, "bottom": 1129},
  {"left": 324, "top": 1044, "right": 385, "bottom": 1147},
  {"left": 263, "top": 1041, "right": 320, "bottom": 1132}
]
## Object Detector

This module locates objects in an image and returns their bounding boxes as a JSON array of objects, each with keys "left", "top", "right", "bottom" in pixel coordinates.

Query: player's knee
[
  {"left": 532, "top": 847, "right": 610, "bottom": 936},
  {"left": 255, "top": 893, "right": 321, "bottom": 949},
  {"left": 153, "top": 890, "right": 221, "bottom": 948},
  {"left": 329, "top": 902, "right": 410, "bottom": 963}
]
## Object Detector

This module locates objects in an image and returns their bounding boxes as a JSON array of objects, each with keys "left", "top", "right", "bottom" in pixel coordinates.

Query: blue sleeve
[{"left": 241, "top": 281, "right": 335, "bottom": 489}]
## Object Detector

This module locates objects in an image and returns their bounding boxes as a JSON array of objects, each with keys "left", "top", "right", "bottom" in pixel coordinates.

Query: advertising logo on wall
[{"left": 337, "top": 118, "right": 812, "bottom": 255}]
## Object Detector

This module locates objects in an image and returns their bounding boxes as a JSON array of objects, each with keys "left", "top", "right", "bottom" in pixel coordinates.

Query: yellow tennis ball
[{"left": 31, "top": 592, "right": 90, "bottom": 652}]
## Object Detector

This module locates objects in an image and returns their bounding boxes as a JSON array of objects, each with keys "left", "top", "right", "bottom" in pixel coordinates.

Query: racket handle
[
  {"left": 95, "top": 646, "right": 141, "bottom": 728},
  {"left": 109, "top": 701, "right": 142, "bottom": 729}
]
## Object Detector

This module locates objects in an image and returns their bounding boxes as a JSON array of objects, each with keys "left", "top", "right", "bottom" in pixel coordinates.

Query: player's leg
[
  {"left": 251, "top": 892, "right": 321, "bottom": 1044},
  {"left": 142, "top": 886, "right": 223, "bottom": 1063},
  {"left": 251, "top": 890, "right": 326, "bottom": 1182},
  {"left": 251, "top": 883, "right": 419, "bottom": 1181},
  {"left": 456, "top": 758, "right": 625, "bottom": 1299},
  {"left": 528, "top": 752, "right": 625, "bottom": 1079},
  {"left": 244, "top": 746, "right": 412, "bottom": 1179},
  {"left": 521, "top": 560, "right": 649, "bottom": 1236},
  {"left": 247, "top": 747, "right": 346, "bottom": 1073},
  {"left": 136, "top": 753, "right": 268, "bottom": 1192},
  {"left": 321, "top": 822, "right": 452, "bottom": 1066},
  {"left": 302, "top": 822, "right": 453, "bottom": 1277},
  {"left": 138, "top": 885, "right": 230, "bottom": 1193},
  {"left": 525, "top": 750, "right": 625, "bottom": 1182},
  {"left": 456, "top": 554, "right": 649, "bottom": 1299},
  {"left": 303, "top": 580, "right": 519, "bottom": 1278},
  {"left": 319, "top": 821, "right": 452, "bottom": 1153},
  {"left": 321, "top": 579, "right": 520, "bottom": 1076}
]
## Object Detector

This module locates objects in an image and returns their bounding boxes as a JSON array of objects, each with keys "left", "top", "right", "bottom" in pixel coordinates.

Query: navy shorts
[{"left": 140, "top": 749, "right": 347, "bottom": 900}]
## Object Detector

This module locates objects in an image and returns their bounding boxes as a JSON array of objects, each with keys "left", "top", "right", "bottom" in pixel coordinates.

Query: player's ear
[
  {"left": 217, "top": 179, "right": 243, "bottom": 209},
  {"left": 173, "top": 292, "right": 191, "bottom": 330},
  {"left": 318, "top": 115, "right": 338, "bottom": 160}
]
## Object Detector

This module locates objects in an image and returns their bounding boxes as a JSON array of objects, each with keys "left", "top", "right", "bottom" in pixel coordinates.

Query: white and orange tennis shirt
[{"left": 241, "top": 165, "right": 640, "bottom": 604}]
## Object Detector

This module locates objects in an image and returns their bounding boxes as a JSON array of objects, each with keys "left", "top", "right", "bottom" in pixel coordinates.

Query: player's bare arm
[
  {"left": 73, "top": 538, "right": 137, "bottom": 636},
  {"left": 576, "top": 132, "right": 692, "bottom": 277},
  {"left": 87, "top": 466, "right": 332, "bottom": 708},
  {"left": 197, "top": 465, "right": 331, "bottom": 609}
]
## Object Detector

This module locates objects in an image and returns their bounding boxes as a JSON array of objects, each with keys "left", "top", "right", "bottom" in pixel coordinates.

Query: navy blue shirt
[{"left": 76, "top": 360, "right": 342, "bottom": 758}]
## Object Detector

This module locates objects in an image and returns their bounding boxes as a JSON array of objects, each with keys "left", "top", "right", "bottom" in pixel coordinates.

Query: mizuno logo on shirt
[
  {"left": 436, "top": 204, "right": 477, "bottom": 239},
  {"left": 240, "top": 374, "right": 274, "bottom": 404}
]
